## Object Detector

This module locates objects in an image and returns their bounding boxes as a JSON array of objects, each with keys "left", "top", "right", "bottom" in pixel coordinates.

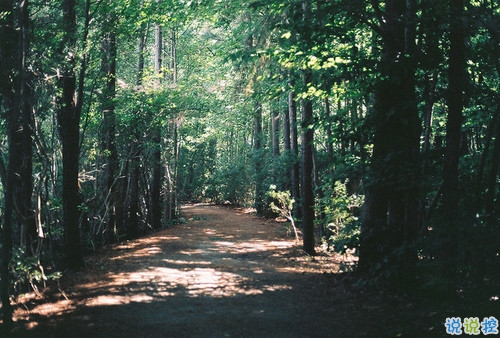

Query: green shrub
[{"left": 319, "top": 180, "right": 364, "bottom": 254}]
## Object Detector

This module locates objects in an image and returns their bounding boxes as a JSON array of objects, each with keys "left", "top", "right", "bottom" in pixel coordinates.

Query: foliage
[
  {"left": 267, "top": 185, "right": 299, "bottom": 241},
  {"left": 318, "top": 180, "right": 364, "bottom": 254},
  {"left": 0, "top": 0, "right": 499, "bottom": 324},
  {"left": 10, "top": 247, "right": 62, "bottom": 295}
]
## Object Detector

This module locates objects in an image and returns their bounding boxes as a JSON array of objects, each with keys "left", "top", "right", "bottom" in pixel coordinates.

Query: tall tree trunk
[
  {"left": 301, "top": 70, "right": 316, "bottom": 255},
  {"left": 359, "top": 0, "right": 420, "bottom": 287},
  {"left": 126, "top": 25, "right": 147, "bottom": 240},
  {"left": 150, "top": 21, "right": 163, "bottom": 229},
  {"left": 165, "top": 28, "right": 179, "bottom": 222},
  {"left": 253, "top": 102, "right": 265, "bottom": 214},
  {"left": 0, "top": 0, "right": 24, "bottom": 328},
  {"left": 289, "top": 82, "right": 301, "bottom": 220},
  {"left": 285, "top": 4, "right": 301, "bottom": 218},
  {"left": 272, "top": 107, "right": 280, "bottom": 158},
  {"left": 300, "top": 0, "right": 315, "bottom": 255},
  {"left": 282, "top": 94, "right": 291, "bottom": 191},
  {"left": 271, "top": 105, "right": 280, "bottom": 181},
  {"left": 421, "top": 73, "right": 437, "bottom": 173},
  {"left": 324, "top": 98, "right": 334, "bottom": 168},
  {"left": 439, "top": 0, "right": 466, "bottom": 290},
  {"left": 151, "top": 129, "right": 162, "bottom": 229},
  {"left": 170, "top": 28, "right": 178, "bottom": 83},
  {"left": 58, "top": 0, "right": 84, "bottom": 270},
  {"left": 0, "top": 0, "right": 36, "bottom": 257},
  {"left": 136, "top": 22, "right": 146, "bottom": 87},
  {"left": 14, "top": 0, "right": 36, "bottom": 256},
  {"left": 165, "top": 117, "right": 179, "bottom": 222},
  {"left": 484, "top": 113, "right": 499, "bottom": 217},
  {"left": 101, "top": 12, "right": 120, "bottom": 243},
  {"left": 21, "top": 74, "right": 36, "bottom": 255}
]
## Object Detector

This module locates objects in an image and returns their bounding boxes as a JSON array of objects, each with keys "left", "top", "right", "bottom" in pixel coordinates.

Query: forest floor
[{"left": 9, "top": 204, "right": 450, "bottom": 337}]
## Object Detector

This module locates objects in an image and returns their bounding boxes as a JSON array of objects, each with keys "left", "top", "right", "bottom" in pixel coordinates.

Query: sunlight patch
[
  {"left": 163, "top": 258, "right": 212, "bottom": 266},
  {"left": 100, "top": 266, "right": 293, "bottom": 299},
  {"left": 87, "top": 293, "right": 155, "bottom": 306}
]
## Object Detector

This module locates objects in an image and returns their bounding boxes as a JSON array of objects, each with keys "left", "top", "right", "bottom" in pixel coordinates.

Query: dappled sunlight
[
  {"left": 87, "top": 293, "right": 158, "bottom": 306},
  {"left": 24, "top": 299, "right": 76, "bottom": 317},
  {"left": 41, "top": 263, "right": 295, "bottom": 313},
  {"left": 14, "top": 204, "right": 342, "bottom": 335},
  {"left": 162, "top": 258, "right": 212, "bottom": 266},
  {"left": 108, "top": 236, "right": 181, "bottom": 261},
  {"left": 208, "top": 239, "right": 295, "bottom": 255}
]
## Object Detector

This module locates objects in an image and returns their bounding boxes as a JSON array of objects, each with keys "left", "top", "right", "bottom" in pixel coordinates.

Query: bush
[
  {"left": 318, "top": 180, "right": 364, "bottom": 254},
  {"left": 267, "top": 185, "right": 300, "bottom": 241}
]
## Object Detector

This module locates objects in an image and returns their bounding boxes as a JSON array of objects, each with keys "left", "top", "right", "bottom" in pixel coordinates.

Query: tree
[
  {"left": 298, "top": 0, "right": 316, "bottom": 255},
  {"left": 58, "top": 0, "right": 85, "bottom": 269},
  {"left": 358, "top": 0, "right": 420, "bottom": 287},
  {"left": 253, "top": 101, "right": 266, "bottom": 214},
  {"left": 100, "top": 3, "right": 121, "bottom": 243},
  {"left": 300, "top": 69, "right": 316, "bottom": 255},
  {"left": 0, "top": 0, "right": 497, "bottom": 318},
  {"left": 0, "top": 0, "right": 36, "bottom": 328},
  {"left": 438, "top": 0, "right": 467, "bottom": 289},
  {"left": 0, "top": 0, "right": 21, "bottom": 329},
  {"left": 124, "top": 19, "right": 148, "bottom": 240},
  {"left": 150, "top": 16, "right": 163, "bottom": 230}
]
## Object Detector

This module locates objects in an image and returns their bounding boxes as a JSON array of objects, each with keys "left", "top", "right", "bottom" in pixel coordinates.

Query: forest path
[{"left": 13, "top": 204, "right": 418, "bottom": 337}]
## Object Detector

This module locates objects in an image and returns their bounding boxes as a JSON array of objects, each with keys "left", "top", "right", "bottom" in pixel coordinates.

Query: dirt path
[{"left": 11, "top": 204, "right": 431, "bottom": 337}]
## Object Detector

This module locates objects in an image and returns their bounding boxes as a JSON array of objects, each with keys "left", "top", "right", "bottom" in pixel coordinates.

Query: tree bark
[
  {"left": 0, "top": 0, "right": 21, "bottom": 328},
  {"left": 301, "top": 70, "right": 316, "bottom": 255},
  {"left": 289, "top": 82, "right": 301, "bottom": 220},
  {"left": 150, "top": 21, "right": 163, "bottom": 229},
  {"left": 299, "top": 0, "right": 315, "bottom": 255},
  {"left": 484, "top": 113, "right": 499, "bottom": 217},
  {"left": 359, "top": 0, "right": 420, "bottom": 287},
  {"left": 271, "top": 105, "right": 280, "bottom": 181},
  {"left": 101, "top": 13, "right": 121, "bottom": 243},
  {"left": 282, "top": 95, "right": 291, "bottom": 191},
  {"left": 272, "top": 107, "right": 280, "bottom": 158},
  {"left": 253, "top": 102, "right": 265, "bottom": 214},
  {"left": 439, "top": 0, "right": 466, "bottom": 289},
  {"left": 58, "top": 0, "right": 84, "bottom": 270},
  {"left": 165, "top": 28, "right": 179, "bottom": 222},
  {"left": 126, "top": 21, "right": 147, "bottom": 240},
  {"left": 324, "top": 98, "right": 334, "bottom": 167}
]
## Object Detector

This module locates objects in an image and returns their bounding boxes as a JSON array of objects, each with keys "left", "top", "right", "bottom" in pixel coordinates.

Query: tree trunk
[
  {"left": 289, "top": 84, "right": 301, "bottom": 220},
  {"left": 301, "top": 69, "right": 316, "bottom": 255},
  {"left": 58, "top": 0, "right": 84, "bottom": 270},
  {"left": 101, "top": 14, "right": 120, "bottom": 243},
  {"left": 272, "top": 107, "right": 280, "bottom": 158},
  {"left": 0, "top": 0, "right": 21, "bottom": 328},
  {"left": 484, "top": 113, "right": 499, "bottom": 217},
  {"left": 126, "top": 22, "right": 147, "bottom": 239},
  {"left": 324, "top": 97, "right": 334, "bottom": 167},
  {"left": 271, "top": 105, "right": 280, "bottom": 181},
  {"left": 170, "top": 28, "right": 178, "bottom": 83},
  {"left": 150, "top": 21, "right": 163, "bottom": 229},
  {"left": 299, "top": 0, "right": 315, "bottom": 255},
  {"left": 253, "top": 102, "right": 265, "bottom": 214},
  {"left": 151, "top": 129, "right": 162, "bottom": 229},
  {"left": 282, "top": 94, "right": 291, "bottom": 191},
  {"left": 359, "top": 0, "right": 420, "bottom": 287},
  {"left": 421, "top": 73, "right": 437, "bottom": 173},
  {"left": 165, "top": 28, "right": 179, "bottom": 222},
  {"left": 439, "top": 0, "right": 466, "bottom": 289},
  {"left": 136, "top": 24, "right": 146, "bottom": 87}
]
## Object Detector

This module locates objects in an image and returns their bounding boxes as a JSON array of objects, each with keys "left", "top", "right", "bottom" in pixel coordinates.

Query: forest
[{"left": 0, "top": 0, "right": 499, "bottom": 332}]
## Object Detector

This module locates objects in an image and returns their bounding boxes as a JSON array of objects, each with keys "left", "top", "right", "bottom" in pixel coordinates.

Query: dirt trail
[{"left": 10, "top": 204, "right": 426, "bottom": 337}]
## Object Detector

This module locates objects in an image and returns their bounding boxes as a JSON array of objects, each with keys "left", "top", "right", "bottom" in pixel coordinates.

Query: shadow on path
[{"left": 10, "top": 204, "right": 437, "bottom": 337}]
